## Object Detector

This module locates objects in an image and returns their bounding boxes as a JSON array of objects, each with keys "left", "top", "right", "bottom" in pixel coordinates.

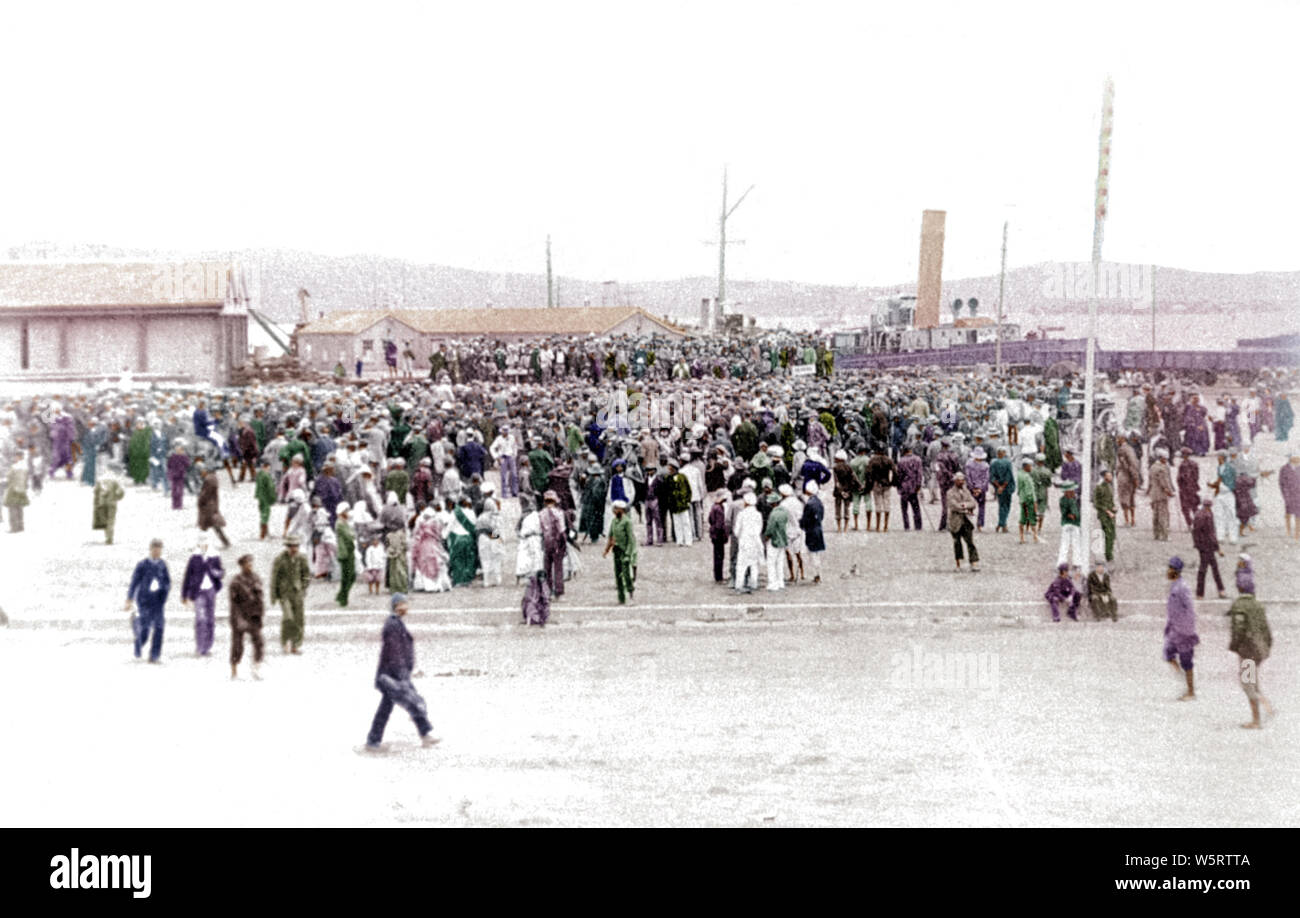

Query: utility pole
[
  {"left": 1150, "top": 264, "right": 1156, "bottom": 352},
  {"left": 1080, "top": 77, "right": 1115, "bottom": 574},
  {"left": 712, "top": 165, "right": 754, "bottom": 320},
  {"left": 995, "top": 220, "right": 1008, "bottom": 374},
  {"left": 546, "top": 235, "right": 554, "bottom": 309}
]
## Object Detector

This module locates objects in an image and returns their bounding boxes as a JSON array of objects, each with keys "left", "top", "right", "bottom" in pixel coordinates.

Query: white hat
[
  {"left": 804, "top": 480, "right": 818, "bottom": 495},
  {"left": 834, "top": 449, "right": 848, "bottom": 461},
  {"left": 336, "top": 501, "right": 351, "bottom": 514},
  {"left": 743, "top": 492, "right": 758, "bottom": 505},
  {"left": 778, "top": 483, "right": 794, "bottom": 497},
  {"left": 611, "top": 499, "right": 628, "bottom": 510},
  {"left": 767, "top": 445, "right": 783, "bottom": 457}
]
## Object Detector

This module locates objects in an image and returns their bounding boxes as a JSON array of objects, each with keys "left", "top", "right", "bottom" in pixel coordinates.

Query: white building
[{"left": 0, "top": 261, "right": 252, "bottom": 386}]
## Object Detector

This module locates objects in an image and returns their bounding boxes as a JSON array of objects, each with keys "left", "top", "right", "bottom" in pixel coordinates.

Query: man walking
[
  {"left": 197, "top": 467, "right": 231, "bottom": 548},
  {"left": 1192, "top": 495, "right": 1227, "bottom": 599},
  {"left": 1164, "top": 557, "right": 1198, "bottom": 701},
  {"left": 228, "top": 553, "right": 265, "bottom": 680},
  {"left": 271, "top": 534, "right": 311, "bottom": 654},
  {"left": 181, "top": 536, "right": 224, "bottom": 656},
  {"left": 364, "top": 594, "right": 439, "bottom": 751},
  {"left": 1148, "top": 447, "right": 1175, "bottom": 540},
  {"left": 92, "top": 472, "right": 125, "bottom": 544},
  {"left": 1227, "top": 561, "right": 1273, "bottom": 729},
  {"left": 125, "top": 538, "right": 171, "bottom": 663}
]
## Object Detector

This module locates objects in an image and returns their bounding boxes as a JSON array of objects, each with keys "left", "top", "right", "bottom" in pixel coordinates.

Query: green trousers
[
  {"left": 613, "top": 547, "right": 634, "bottom": 604},
  {"left": 1099, "top": 516, "right": 1116, "bottom": 562},
  {"left": 336, "top": 559, "right": 355, "bottom": 607},
  {"left": 279, "top": 595, "right": 305, "bottom": 647}
]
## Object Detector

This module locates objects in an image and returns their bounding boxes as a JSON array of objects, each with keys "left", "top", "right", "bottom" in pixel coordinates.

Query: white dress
[{"left": 515, "top": 511, "right": 544, "bottom": 577}]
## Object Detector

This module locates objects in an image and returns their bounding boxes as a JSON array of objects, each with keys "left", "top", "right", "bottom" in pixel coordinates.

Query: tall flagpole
[
  {"left": 1080, "top": 77, "right": 1115, "bottom": 572},
  {"left": 995, "top": 220, "right": 1008, "bottom": 374}
]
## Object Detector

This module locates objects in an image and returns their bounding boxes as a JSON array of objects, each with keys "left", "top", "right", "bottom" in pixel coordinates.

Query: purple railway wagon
[{"left": 836, "top": 337, "right": 1298, "bottom": 380}]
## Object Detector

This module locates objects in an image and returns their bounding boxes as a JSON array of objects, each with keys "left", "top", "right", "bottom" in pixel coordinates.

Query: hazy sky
[{"left": 3, "top": 0, "right": 1297, "bottom": 287}]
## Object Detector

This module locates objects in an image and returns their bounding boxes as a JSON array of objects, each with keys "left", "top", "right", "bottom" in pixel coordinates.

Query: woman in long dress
[
  {"left": 386, "top": 526, "right": 410, "bottom": 594},
  {"left": 516, "top": 496, "right": 549, "bottom": 626},
  {"left": 447, "top": 496, "right": 479, "bottom": 586},
  {"left": 312, "top": 502, "right": 337, "bottom": 579},
  {"left": 410, "top": 505, "right": 450, "bottom": 593},
  {"left": 515, "top": 495, "right": 545, "bottom": 585},
  {"left": 476, "top": 484, "right": 505, "bottom": 587}
]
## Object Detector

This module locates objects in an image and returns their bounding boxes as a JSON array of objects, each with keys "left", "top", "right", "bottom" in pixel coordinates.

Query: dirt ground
[{"left": 1, "top": 429, "right": 1296, "bottom": 826}]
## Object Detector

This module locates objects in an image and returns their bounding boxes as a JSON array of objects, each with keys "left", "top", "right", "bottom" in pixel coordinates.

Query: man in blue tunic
[{"left": 125, "top": 538, "right": 171, "bottom": 663}]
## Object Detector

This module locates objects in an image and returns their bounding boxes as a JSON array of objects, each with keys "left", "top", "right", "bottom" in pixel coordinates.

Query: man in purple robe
[
  {"left": 805, "top": 415, "right": 830, "bottom": 455},
  {"left": 311, "top": 464, "right": 344, "bottom": 525},
  {"left": 1183, "top": 396, "right": 1209, "bottom": 456},
  {"left": 896, "top": 444, "right": 924, "bottom": 532},
  {"left": 1164, "top": 556, "right": 1198, "bottom": 700},
  {"left": 1176, "top": 447, "right": 1199, "bottom": 528},
  {"left": 1044, "top": 563, "right": 1081, "bottom": 622},
  {"left": 539, "top": 490, "right": 568, "bottom": 598},
  {"left": 1192, "top": 496, "right": 1226, "bottom": 600},
  {"left": 933, "top": 439, "right": 961, "bottom": 531},
  {"left": 1279, "top": 452, "right": 1300, "bottom": 540},
  {"left": 964, "top": 448, "right": 991, "bottom": 531},
  {"left": 166, "top": 442, "right": 191, "bottom": 510},
  {"left": 49, "top": 411, "right": 77, "bottom": 479}
]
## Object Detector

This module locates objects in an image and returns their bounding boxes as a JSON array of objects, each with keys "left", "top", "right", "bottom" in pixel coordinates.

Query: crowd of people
[{"left": 2, "top": 330, "right": 1294, "bottom": 735}]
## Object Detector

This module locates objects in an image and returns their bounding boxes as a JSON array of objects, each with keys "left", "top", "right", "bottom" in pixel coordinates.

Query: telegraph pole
[
  {"left": 995, "top": 220, "right": 1008, "bottom": 374},
  {"left": 1080, "top": 77, "right": 1115, "bottom": 573},
  {"left": 546, "top": 235, "right": 554, "bottom": 309},
  {"left": 714, "top": 165, "right": 754, "bottom": 319},
  {"left": 1151, "top": 264, "right": 1156, "bottom": 352}
]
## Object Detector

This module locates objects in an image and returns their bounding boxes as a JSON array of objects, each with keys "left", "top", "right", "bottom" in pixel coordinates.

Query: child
[
  {"left": 364, "top": 536, "right": 386, "bottom": 595},
  {"left": 1087, "top": 560, "right": 1118, "bottom": 621}
]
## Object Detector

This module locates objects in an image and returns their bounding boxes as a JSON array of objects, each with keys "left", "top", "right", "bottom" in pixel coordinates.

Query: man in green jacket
[
  {"left": 1016, "top": 459, "right": 1038, "bottom": 543},
  {"left": 271, "top": 534, "right": 311, "bottom": 654},
  {"left": 1093, "top": 469, "right": 1118, "bottom": 562},
  {"left": 93, "top": 472, "right": 125, "bottom": 544},
  {"left": 255, "top": 459, "right": 276, "bottom": 540},
  {"left": 1031, "top": 453, "right": 1053, "bottom": 538},
  {"left": 602, "top": 500, "right": 636, "bottom": 604},
  {"left": 527, "top": 443, "right": 554, "bottom": 495},
  {"left": 383, "top": 458, "right": 410, "bottom": 505},
  {"left": 665, "top": 458, "right": 693, "bottom": 546},
  {"left": 1228, "top": 559, "right": 1273, "bottom": 729},
  {"left": 335, "top": 503, "right": 356, "bottom": 607}
]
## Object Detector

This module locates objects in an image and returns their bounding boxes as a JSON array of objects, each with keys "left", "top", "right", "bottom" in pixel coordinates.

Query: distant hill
[{"left": 7, "top": 242, "right": 1298, "bottom": 348}]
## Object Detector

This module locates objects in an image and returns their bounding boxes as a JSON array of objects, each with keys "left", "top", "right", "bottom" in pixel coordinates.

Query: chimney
[
  {"left": 915, "top": 210, "right": 945, "bottom": 329},
  {"left": 701, "top": 297, "right": 712, "bottom": 332}
]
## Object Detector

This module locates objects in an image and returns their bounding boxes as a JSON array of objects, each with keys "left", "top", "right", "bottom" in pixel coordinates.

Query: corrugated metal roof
[
  {"left": 297, "top": 306, "right": 686, "bottom": 336},
  {"left": 0, "top": 261, "right": 236, "bottom": 308}
]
